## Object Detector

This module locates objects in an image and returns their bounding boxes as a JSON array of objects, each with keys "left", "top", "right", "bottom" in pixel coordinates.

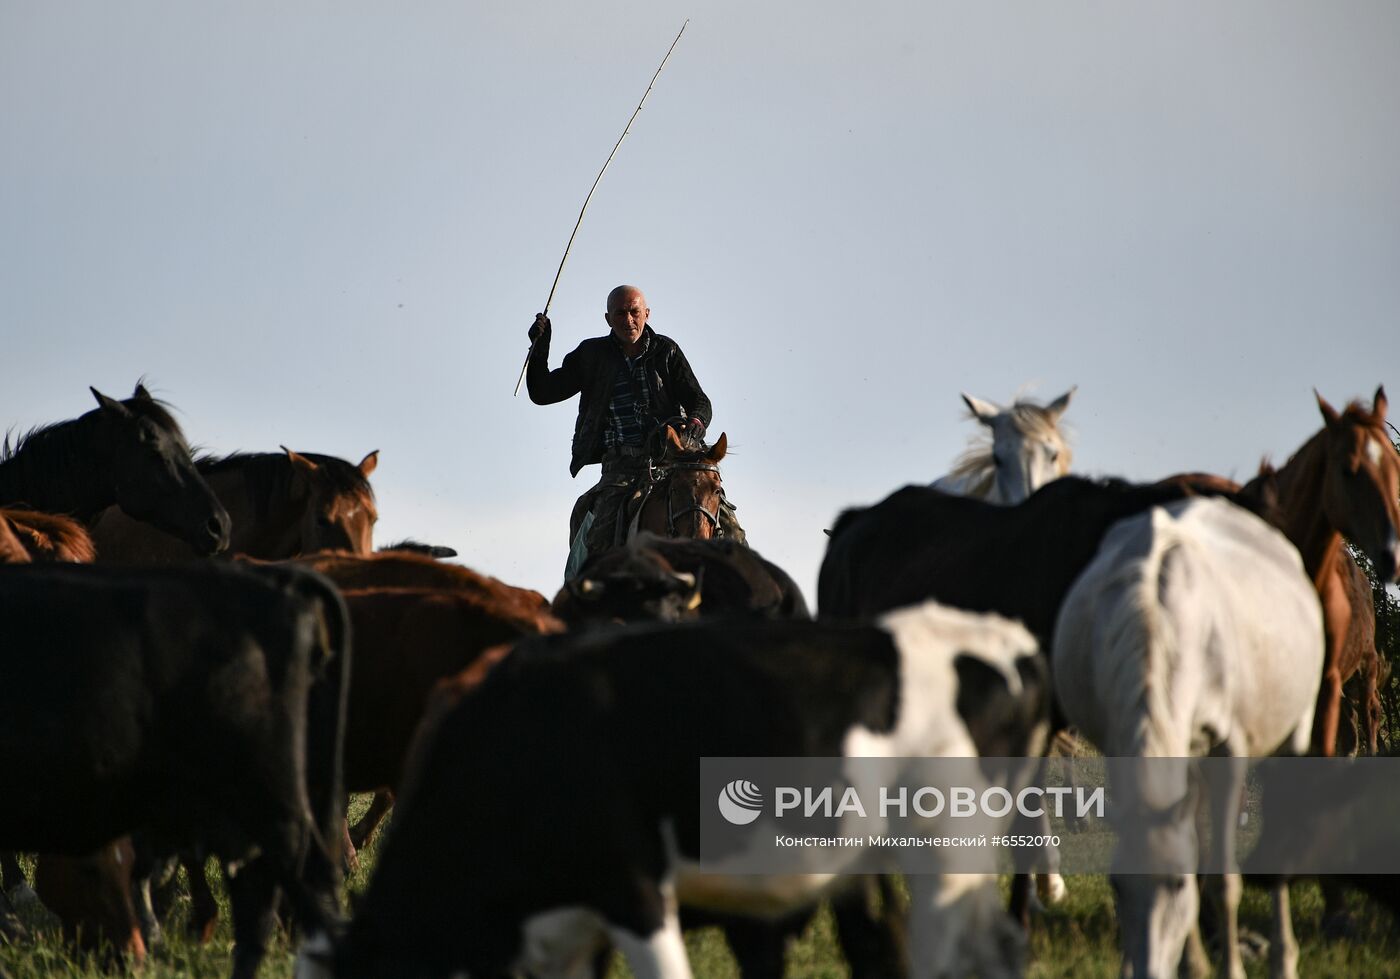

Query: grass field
[{"left": 3, "top": 798, "right": 1398, "bottom": 978}]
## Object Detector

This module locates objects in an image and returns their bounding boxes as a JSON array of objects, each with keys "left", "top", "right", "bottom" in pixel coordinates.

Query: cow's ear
[
  {"left": 358, "top": 450, "right": 379, "bottom": 477},
  {"left": 707, "top": 433, "right": 728, "bottom": 462}
]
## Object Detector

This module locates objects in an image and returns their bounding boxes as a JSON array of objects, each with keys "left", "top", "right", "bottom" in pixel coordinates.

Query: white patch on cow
[
  {"left": 674, "top": 868, "right": 842, "bottom": 916},
  {"left": 517, "top": 907, "right": 610, "bottom": 979},
  {"left": 292, "top": 931, "right": 334, "bottom": 979}
]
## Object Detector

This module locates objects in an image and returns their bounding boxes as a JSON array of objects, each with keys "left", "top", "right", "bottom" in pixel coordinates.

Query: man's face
[{"left": 605, "top": 290, "right": 649, "bottom": 347}]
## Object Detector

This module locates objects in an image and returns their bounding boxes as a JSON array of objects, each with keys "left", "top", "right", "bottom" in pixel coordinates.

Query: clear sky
[{"left": 4, "top": 2, "right": 1398, "bottom": 601}]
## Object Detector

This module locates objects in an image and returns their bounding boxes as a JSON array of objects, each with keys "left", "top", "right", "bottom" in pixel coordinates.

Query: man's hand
[
  {"left": 528, "top": 313, "right": 551, "bottom": 344},
  {"left": 684, "top": 417, "right": 706, "bottom": 441}
]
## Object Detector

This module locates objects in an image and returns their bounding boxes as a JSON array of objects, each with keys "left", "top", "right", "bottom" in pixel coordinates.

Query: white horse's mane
[{"left": 944, "top": 399, "right": 1074, "bottom": 500}]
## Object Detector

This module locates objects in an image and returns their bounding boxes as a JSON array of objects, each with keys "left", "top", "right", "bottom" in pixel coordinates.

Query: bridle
[{"left": 647, "top": 458, "right": 724, "bottom": 538}]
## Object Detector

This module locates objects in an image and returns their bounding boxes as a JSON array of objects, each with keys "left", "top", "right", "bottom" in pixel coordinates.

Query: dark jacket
[{"left": 527, "top": 325, "right": 712, "bottom": 477}]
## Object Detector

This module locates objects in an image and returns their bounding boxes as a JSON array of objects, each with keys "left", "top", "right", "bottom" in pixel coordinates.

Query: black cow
[
  {"left": 309, "top": 600, "right": 1048, "bottom": 979},
  {"left": 0, "top": 561, "right": 349, "bottom": 979},
  {"left": 553, "top": 534, "right": 809, "bottom": 626}
]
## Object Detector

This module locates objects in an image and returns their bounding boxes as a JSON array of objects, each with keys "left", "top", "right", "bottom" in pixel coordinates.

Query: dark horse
[
  {"left": 0, "top": 384, "right": 230, "bottom": 555},
  {"left": 91, "top": 447, "right": 379, "bottom": 562}
]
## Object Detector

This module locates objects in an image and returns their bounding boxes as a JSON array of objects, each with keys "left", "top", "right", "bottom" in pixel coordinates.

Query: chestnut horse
[
  {"left": 631, "top": 423, "right": 729, "bottom": 541},
  {"left": 0, "top": 512, "right": 29, "bottom": 564},
  {"left": 1171, "top": 389, "right": 1400, "bottom": 757},
  {"left": 90, "top": 447, "right": 378, "bottom": 562},
  {"left": 0, "top": 384, "right": 229, "bottom": 555},
  {"left": 0, "top": 508, "right": 96, "bottom": 563}
]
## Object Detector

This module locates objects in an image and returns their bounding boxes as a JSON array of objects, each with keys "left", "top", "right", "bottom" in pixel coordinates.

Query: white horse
[
  {"left": 1053, "top": 497, "right": 1323, "bottom": 979},
  {"left": 931, "top": 388, "right": 1075, "bottom": 504},
  {"left": 931, "top": 386, "right": 1076, "bottom": 912}
]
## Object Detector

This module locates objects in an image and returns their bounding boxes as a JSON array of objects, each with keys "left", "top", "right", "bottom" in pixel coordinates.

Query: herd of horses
[{"left": 1, "top": 380, "right": 1399, "bottom": 979}]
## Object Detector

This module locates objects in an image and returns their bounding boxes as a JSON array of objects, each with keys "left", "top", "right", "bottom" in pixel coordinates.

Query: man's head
[{"left": 605, "top": 285, "right": 649, "bottom": 352}]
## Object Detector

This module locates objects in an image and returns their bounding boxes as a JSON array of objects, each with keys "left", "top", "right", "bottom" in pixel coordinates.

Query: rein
[{"left": 627, "top": 458, "right": 723, "bottom": 540}]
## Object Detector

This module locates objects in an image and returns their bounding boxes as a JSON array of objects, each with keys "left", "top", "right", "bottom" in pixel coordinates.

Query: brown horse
[
  {"left": 0, "top": 512, "right": 29, "bottom": 564},
  {"left": 0, "top": 508, "right": 96, "bottom": 563},
  {"left": 1233, "top": 390, "right": 1400, "bottom": 757},
  {"left": 632, "top": 424, "right": 729, "bottom": 541},
  {"left": 90, "top": 447, "right": 378, "bottom": 562}
]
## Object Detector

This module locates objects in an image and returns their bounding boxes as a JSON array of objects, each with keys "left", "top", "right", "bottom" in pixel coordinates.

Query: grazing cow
[
  {"left": 0, "top": 562, "right": 350, "bottom": 979},
  {"left": 305, "top": 601, "right": 1049, "bottom": 979},
  {"left": 553, "top": 534, "right": 808, "bottom": 626}
]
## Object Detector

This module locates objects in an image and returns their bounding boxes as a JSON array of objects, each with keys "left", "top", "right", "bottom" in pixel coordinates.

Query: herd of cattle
[{"left": 1, "top": 381, "right": 1399, "bottom": 979}]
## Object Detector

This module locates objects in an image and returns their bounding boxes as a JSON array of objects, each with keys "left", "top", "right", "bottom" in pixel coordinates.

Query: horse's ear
[
  {"left": 1316, "top": 390, "right": 1341, "bottom": 426},
  {"left": 707, "top": 433, "right": 728, "bottom": 462},
  {"left": 664, "top": 426, "right": 685, "bottom": 454},
  {"left": 132, "top": 382, "right": 154, "bottom": 402},
  {"left": 1046, "top": 386, "right": 1076, "bottom": 418},
  {"left": 1374, "top": 386, "right": 1388, "bottom": 421},
  {"left": 280, "top": 445, "right": 320, "bottom": 473},
  {"left": 91, "top": 387, "right": 132, "bottom": 418},
  {"left": 358, "top": 450, "right": 379, "bottom": 478},
  {"left": 961, "top": 393, "right": 999, "bottom": 424}
]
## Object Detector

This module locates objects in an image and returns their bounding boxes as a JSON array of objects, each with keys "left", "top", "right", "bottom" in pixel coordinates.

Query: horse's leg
[
  {"left": 1202, "top": 756, "right": 1246, "bottom": 979},
  {"left": 1269, "top": 879, "right": 1299, "bottom": 979},
  {"left": 1311, "top": 575, "right": 1353, "bottom": 757}
]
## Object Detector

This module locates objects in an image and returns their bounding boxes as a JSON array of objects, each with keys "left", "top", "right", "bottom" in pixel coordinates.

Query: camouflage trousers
[{"left": 565, "top": 450, "right": 745, "bottom": 580}]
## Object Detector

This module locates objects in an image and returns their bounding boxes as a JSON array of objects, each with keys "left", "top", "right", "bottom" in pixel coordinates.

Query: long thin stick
[{"left": 514, "top": 20, "right": 689, "bottom": 396}]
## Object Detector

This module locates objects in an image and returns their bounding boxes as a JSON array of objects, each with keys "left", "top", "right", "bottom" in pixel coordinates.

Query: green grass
[{"left": 4, "top": 800, "right": 1399, "bottom": 977}]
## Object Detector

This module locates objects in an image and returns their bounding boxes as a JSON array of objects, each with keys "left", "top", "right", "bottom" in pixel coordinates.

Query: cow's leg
[
  {"left": 720, "top": 915, "right": 793, "bottom": 979},
  {"left": 226, "top": 858, "right": 281, "bottom": 979},
  {"left": 347, "top": 790, "right": 394, "bottom": 851},
  {"left": 178, "top": 851, "right": 221, "bottom": 942},
  {"left": 0, "top": 852, "right": 34, "bottom": 906},
  {"left": 830, "top": 877, "right": 907, "bottom": 979}
]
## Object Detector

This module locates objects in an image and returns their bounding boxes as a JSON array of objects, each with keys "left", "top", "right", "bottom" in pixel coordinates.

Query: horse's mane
[
  {"left": 196, "top": 451, "right": 376, "bottom": 519},
  {"left": 1, "top": 394, "right": 187, "bottom": 464},
  {"left": 944, "top": 399, "right": 1073, "bottom": 497}
]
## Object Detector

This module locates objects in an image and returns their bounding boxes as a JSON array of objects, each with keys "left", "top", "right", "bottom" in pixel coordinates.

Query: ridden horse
[
  {"left": 930, "top": 387, "right": 1075, "bottom": 504},
  {"left": 0, "top": 384, "right": 230, "bottom": 554},
  {"left": 1053, "top": 497, "right": 1323, "bottom": 979},
  {"left": 0, "top": 508, "right": 96, "bottom": 563},
  {"left": 632, "top": 422, "right": 729, "bottom": 541},
  {"left": 90, "top": 447, "right": 378, "bottom": 562}
]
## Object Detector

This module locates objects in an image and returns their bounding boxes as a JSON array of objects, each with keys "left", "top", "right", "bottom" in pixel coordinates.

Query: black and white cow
[
  {"left": 307, "top": 599, "right": 1047, "bottom": 979},
  {"left": 0, "top": 561, "right": 350, "bottom": 979}
]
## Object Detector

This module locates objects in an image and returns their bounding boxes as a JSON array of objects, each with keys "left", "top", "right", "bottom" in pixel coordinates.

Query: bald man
[{"left": 526, "top": 285, "right": 743, "bottom": 577}]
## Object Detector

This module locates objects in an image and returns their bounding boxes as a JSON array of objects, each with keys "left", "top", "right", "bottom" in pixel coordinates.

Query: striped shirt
[{"left": 602, "top": 339, "right": 652, "bottom": 449}]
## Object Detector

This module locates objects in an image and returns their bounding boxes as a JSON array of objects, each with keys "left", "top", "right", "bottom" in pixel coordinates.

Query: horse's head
[
  {"left": 88, "top": 384, "right": 231, "bottom": 555},
  {"left": 643, "top": 424, "right": 727, "bottom": 540},
  {"left": 1109, "top": 766, "right": 1200, "bottom": 979},
  {"left": 956, "top": 388, "right": 1074, "bottom": 505},
  {"left": 280, "top": 447, "right": 379, "bottom": 555},
  {"left": 1316, "top": 387, "right": 1400, "bottom": 580}
]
